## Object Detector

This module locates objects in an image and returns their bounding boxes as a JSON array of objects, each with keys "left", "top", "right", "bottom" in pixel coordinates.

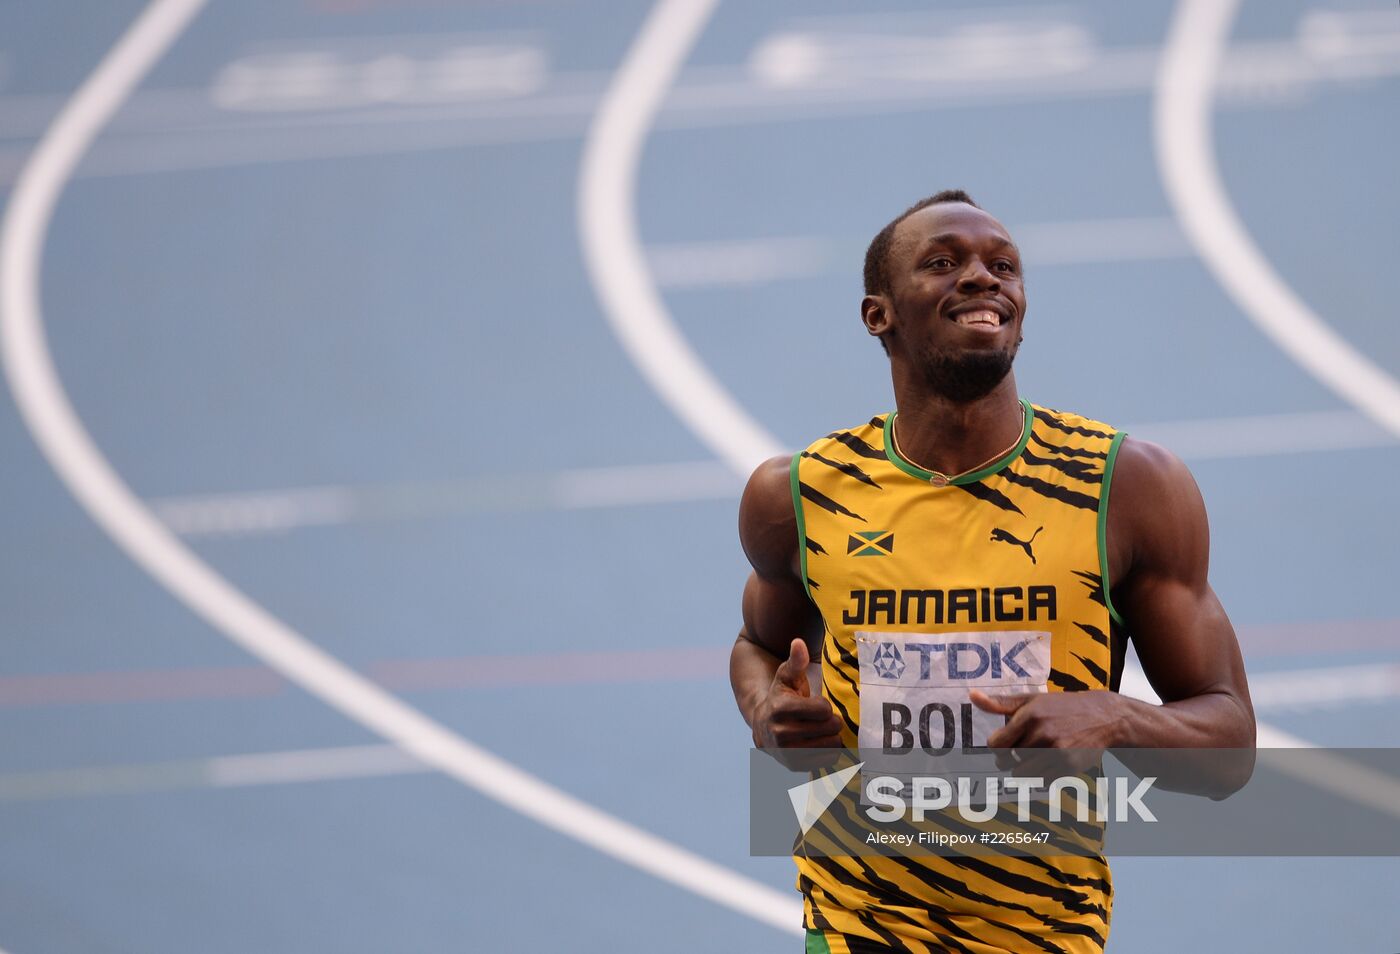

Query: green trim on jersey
[
  {"left": 805, "top": 930, "right": 834, "bottom": 954},
  {"left": 883, "top": 398, "right": 1035, "bottom": 485},
  {"left": 1099, "top": 430, "right": 1128, "bottom": 627},
  {"left": 790, "top": 451, "right": 812, "bottom": 600}
]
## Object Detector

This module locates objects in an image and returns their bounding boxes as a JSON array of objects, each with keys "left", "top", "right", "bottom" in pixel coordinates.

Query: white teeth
[{"left": 956, "top": 310, "right": 1000, "bottom": 327}]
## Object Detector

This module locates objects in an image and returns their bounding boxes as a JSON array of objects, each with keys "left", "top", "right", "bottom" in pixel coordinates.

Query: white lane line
[
  {"left": 0, "top": 646, "right": 733, "bottom": 707},
  {"left": 1155, "top": 0, "right": 1400, "bottom": 440},
  {"left": 209, "top": 37, "right": 550, "bottom": 113},
  {"left": 4, "top": 622, "right": 1396, "bottom": 708},
  {"left": 2, "top": 629, "right": 1396, "bottom": 708},
  {"left": 577, "top": 0, "right": 785, "bottom": 478},
  {"left": 646, "top": 218, "right": 1193, "bottom": 288},
  {"left": 1153, "top": 1, "right": 1400, "bottom": 812},
  {"left": 1254, "top": 746, "right": 1400, "bottom": 822},
  {"left": 0, "top": 744, "right": 427, "bottom": 800},
  {"left": 1014, "top": 216, "right": 1194, "bottom": 266},
  {"left": 147, "top": 460, "right": 745, "bottom": 535},
  {"left": 205, "top": 743, "right": 425, "bottom": 787},
  {"left": 1249, "top": 663, "right": 1400, "bottom": 715},
  {"left": 1126, "top": 408, "right": 1394, "bottom": 460},
  {"left": 2, "top": 16, "right": 1397, "bottom": 184},
  {"left": 5, "top": 658, "right": 1400, "bottom": 801},
  {"left": 2, "top": 20, "right": 1392, "bottom": 141},
  {"left": 549, "top": 457, "right": 742, "bottom": 507},
  {"left": 144, "top": 407, "right": 1394, "bottom": 536},
  {"left": 648, "top": 235, "right": 833, "bottom": 288},
  {"left": 153, "top": 484, "right": 360, "bottom": 535},
  {"left": 1126, "top": 660, "right": 1400, "bottom": 716},
  {"left": 1123, "top": 660, "right": 1400, "bottom": 819},
  {"left": 0, "top": 0, "right": 800, "bottom": 937}
]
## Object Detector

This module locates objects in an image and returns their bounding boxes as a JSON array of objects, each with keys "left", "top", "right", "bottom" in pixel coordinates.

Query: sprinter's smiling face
[{"left": 864, "top": 202, "right": 1026, "bottom": 402}]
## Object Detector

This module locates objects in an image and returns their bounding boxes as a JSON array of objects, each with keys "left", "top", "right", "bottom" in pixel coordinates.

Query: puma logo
[{"left": 990, "top": 526, "right": 1043, "bottom": 564}]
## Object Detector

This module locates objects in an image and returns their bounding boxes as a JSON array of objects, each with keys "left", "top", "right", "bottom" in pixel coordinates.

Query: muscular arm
[
  {"left": 1105, "top": 438, "right": 1256, "bottom": 786},
  {"left": 729, "top": 455, "right": 840, "bottom": 748},
  {"left": 976, "top": 437, "right": 1255, "bottom": 796}
]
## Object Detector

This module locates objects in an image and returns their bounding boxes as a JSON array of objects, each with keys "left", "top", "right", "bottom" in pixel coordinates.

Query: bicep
[
  {"left": 737, "top": 455, "right": 823, "bottom": 660},
  {"left": 1112, "top": 440, "right": 1251, "bottom": 707},
  {"left": 741, "top": 570, "right": 823, "bottom": 660},
  {"left": 1120, "top": 571, "right": 1247, "bottom": 705}
]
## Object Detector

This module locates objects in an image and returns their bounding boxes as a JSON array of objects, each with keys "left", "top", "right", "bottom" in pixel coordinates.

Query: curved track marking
[
  {"left": 578, "top": 0, "right": 785, "bottom": 476},
  {"left": 1153, "top": 0, "right": 1400, "bottom": 803},
  {"left": 0, "top": 0, "right": 801, "bottom": 935},
  {"left": 1155, "top": 0, "right": 1400, "bottom": 437},
  {"left": 579, "top": 0, "right": 1355, "bottom": 792}
]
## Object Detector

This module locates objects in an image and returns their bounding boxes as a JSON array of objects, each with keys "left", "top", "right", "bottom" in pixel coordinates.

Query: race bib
[{"left": 856, "top": 631, "right": 1051, "bottom": 782}]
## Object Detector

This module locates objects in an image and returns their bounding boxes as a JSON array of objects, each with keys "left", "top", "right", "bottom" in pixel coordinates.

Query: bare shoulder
[
  {"left": 1108, "top": 436, "right": 1209, "bottom": 581},
  {"left": 739, "top": 454, "right": 801, "bottom": 581},
  {"left": 1113, "top": 436, "right": 1195, "bottom": 496}
]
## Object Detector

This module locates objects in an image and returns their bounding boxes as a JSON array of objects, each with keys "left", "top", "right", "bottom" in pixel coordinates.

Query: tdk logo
[
  {"left": 905, "top": 640, "right": 1034, "bottom": 680},
  {"left": 872, "top": 643, "right": 905, "bottom": 679}
]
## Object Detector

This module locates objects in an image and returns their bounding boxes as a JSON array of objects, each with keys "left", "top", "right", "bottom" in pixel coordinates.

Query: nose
[{"left": 957, "top": 259, "right": 1000, "bottom": 294}]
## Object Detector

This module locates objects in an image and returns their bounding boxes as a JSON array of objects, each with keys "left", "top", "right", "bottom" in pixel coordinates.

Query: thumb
[
  {"left": 969, "top": 689, "right": 1037, "bottom": 715},
  {"left": 774, "top": 638, "right": 811, "bottom": 696}
]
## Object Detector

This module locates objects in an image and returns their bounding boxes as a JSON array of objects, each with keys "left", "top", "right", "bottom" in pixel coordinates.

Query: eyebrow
[{"left": 926, "top": 232, "right": 1018, "bottom": 253}]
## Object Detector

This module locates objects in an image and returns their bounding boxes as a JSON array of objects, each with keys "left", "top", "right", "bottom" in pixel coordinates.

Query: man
[{"left": 729, "top": 191, "right": 1255, "bottom": 953}]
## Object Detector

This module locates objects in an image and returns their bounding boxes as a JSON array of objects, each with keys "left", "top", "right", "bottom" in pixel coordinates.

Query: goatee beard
[{"left": 919, "top": 344, "right": 1017, "bottom": 403}]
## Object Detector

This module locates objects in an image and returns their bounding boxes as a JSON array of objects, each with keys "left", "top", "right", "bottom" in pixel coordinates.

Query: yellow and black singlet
[{"left": 790, "top": 399, "right": 1128, "bottom": 954}]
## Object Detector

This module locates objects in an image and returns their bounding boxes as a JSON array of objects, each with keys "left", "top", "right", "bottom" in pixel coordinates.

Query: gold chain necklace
[{"left": 892, "top": 410, "right": 1026, "bottom": 487}]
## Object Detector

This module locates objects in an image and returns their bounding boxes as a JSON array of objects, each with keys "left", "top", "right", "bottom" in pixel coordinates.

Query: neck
[{"left": 890, "top": 372, "right": 1023, "bottom": 477}]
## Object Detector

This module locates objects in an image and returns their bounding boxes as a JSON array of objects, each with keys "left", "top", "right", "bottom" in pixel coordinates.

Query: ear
[{"left": 861, "top": 294, "right": 893, "bottom": 339}]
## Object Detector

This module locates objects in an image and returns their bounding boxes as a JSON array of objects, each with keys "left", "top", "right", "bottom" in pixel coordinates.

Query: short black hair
[{"left": 863, "top": 189, "right": 980, "bottom": 297}]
